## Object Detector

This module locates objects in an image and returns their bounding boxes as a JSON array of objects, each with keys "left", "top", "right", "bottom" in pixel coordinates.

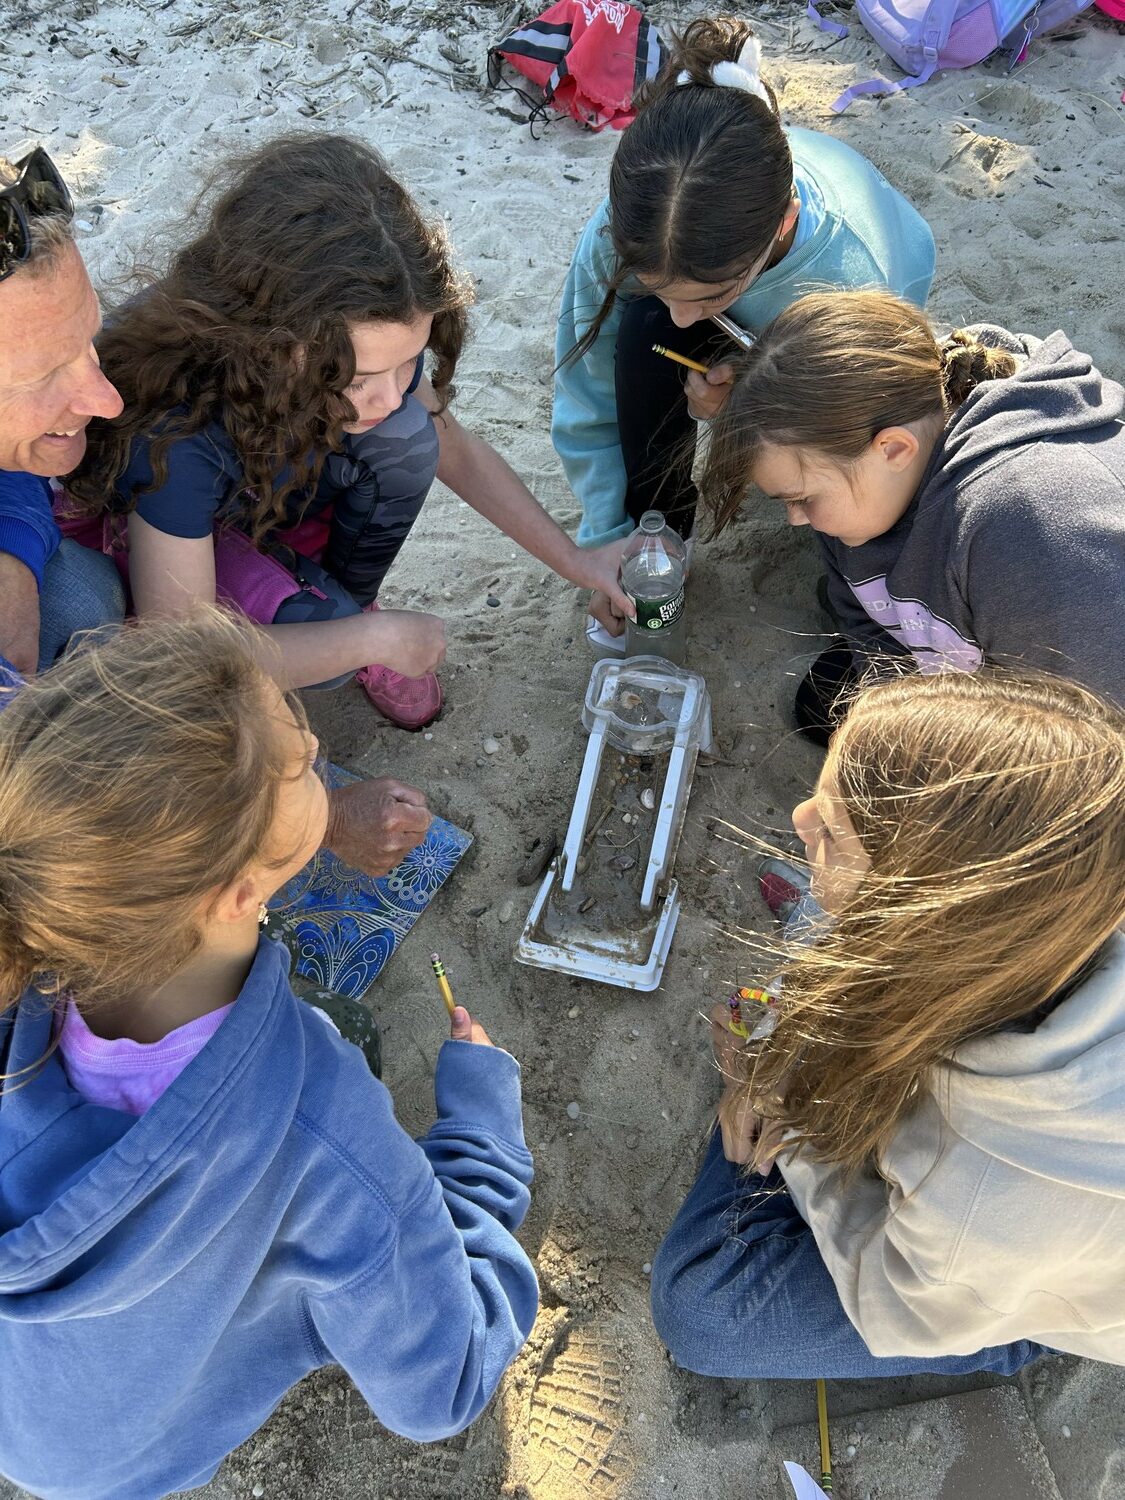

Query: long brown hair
[
  {"left": 68, "top": 133, "right": 473, "bottom": 539},
  {"left": 723, "top": 670, "right": 1125, "bottom": 1177},
  {"left": 0, "top": 610, "right": 301, "bottom": 1025},
  {"left": 561, "top": 17, "right": 791, "bottom": 364},
  {"left": 702, "top": 289, "right": 1018, "bottom": 532}
]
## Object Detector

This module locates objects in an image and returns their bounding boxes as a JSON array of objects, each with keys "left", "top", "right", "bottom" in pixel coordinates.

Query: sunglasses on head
[{"left": 0, "top": 147, "right": 74, "bottom": 283}]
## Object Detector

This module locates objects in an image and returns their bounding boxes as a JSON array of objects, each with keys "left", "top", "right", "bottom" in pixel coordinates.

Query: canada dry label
[{"left": 633, "top": 586, "right": 685, "bottom": 632}]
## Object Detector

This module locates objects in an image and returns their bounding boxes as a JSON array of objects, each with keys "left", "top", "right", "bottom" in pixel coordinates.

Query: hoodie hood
[
  {"left": 941, "top": 930, "right": 1125, "bottom": 1196},
  {"left": 0, "top": 938, "right": 304, "bottom": 1319},
  {"left": 927, "top": 328, "right": 1125, "bottom": 486}
]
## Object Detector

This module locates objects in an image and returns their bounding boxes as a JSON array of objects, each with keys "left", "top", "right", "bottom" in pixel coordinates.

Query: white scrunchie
[{"left": 676, "top": 36, "right": 772, "bottom": 108}]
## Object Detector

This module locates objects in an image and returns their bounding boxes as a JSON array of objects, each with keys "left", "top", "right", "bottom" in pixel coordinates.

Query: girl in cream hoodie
[{"left": 651, "top": 669, "right": 1125, "bottom": 1377}]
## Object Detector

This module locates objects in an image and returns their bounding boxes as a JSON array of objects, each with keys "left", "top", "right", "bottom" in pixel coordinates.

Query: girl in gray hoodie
[
  {"left": 702, "top": 290, "right": 1125, "bottom": 743},
  {"left": 651, "top": 669, "right": 1125, "bottom": 1377}
]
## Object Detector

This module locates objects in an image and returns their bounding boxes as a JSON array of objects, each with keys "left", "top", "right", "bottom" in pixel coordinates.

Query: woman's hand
[
  {"left": 450, "top": 1005, "right": 494, "bottom": 1047},
  {"left": 685, "top": 362, "right": 736, "bottom": 422},
  {"left": 367, "top": 609, "right": 447, "bottom": 677},
  {"left": 323, "top": 777, "right": 431, "bottom": 876}
]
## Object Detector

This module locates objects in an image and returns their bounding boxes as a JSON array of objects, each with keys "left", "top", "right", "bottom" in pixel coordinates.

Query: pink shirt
[{"left": 56, "top": 1000, "right": 234, "bottom": 1116}]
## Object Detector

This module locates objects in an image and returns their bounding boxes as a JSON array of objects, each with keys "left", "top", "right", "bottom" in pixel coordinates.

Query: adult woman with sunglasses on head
[
  {"left": 0, "top": 146, "right": 125, "bottom": 676},
  {"left": 1, "top": 148, "right": 463, "bottom": 880},
  {"left": 68, "top": 133, "right": 633, "bottom": 729}
]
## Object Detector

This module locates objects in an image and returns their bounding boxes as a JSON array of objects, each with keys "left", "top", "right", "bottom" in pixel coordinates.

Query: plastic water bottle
[{"left": 620, "top": 511, "right": 687, "bottom": 665}]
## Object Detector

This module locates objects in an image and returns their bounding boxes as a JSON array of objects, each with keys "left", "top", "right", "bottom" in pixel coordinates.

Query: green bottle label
[{"left": 633, "top": 586, "right": 685, "bottom": 632}]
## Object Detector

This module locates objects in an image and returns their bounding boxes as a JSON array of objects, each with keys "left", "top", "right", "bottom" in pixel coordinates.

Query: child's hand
[
  {"left": 685, "top": 362, "right": 736, "bottom": 422},
  {"left": 451, "top": 1005, "right": 494, "bottom": 1047},
  {"left": 588, "top": 587, "right": 630, "bottom": 638},
  {"left": 575, "top": 539, "right": 635, "bottom": 625},
  {"left": 368, "top": 609, "right": 447, "bottom": 677},
  {"left": 717, "top": 1087, "right": 763, "bottom": 1166},
  {"left": 709, "top": 1002, "right": 790, "bottom": 1169},
  {"left": 709, "top": 1000, "right": 748, "bottom": 1084}
]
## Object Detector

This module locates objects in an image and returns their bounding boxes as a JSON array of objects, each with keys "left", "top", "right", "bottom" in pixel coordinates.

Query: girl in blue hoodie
[
  {"left": 0, "top": 611, "right": 538, "bottom": 1500},
  {"left": 552, "top": 16, "right": 935, "bottom": 641}
]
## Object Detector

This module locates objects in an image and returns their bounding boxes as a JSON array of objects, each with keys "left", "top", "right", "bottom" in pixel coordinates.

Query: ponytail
[
  {"left": 560, "top": 17, "right": 791, "bottom": 367},
  {"left": 940, "top": 329, "right": 1018, "bottom": 408}
]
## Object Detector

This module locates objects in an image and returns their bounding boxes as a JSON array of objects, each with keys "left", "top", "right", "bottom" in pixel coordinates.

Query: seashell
[{"left": 639, "top": 788, "right": 656, "bottom": 811}]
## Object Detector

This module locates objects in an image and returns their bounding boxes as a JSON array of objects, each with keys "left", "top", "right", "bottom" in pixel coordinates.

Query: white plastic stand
[{"left": 515, "top": 657, "right": 712, "bottom": 992}]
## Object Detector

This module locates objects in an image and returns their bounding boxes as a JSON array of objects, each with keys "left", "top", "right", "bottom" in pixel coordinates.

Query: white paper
[{"left": 783, "top": 1461, "right": 832, "bottom": 1500}]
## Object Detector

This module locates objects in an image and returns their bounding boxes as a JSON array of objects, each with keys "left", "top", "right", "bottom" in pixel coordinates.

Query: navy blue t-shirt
[
  {"left": 120, "top": 356, "right": 426, "bottom": 538},
  {"left": 0, "top": 470, "right": 60, "bottom": 585}
]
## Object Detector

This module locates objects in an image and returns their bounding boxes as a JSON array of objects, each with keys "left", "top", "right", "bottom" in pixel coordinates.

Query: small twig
[
  {"left": 600, "top": 831, "right": 640, "bottom": 851},
  {"left": 581, "top": 801, "right": 615, "bottom": 849},
  {"left": 306, "top": 93, "right": 357, "bottom": 118},
  {"left": 935, "top": 136, "right": 975, "bottom": 173},
  {"left": 247, "top": 28, "right": 295, "bottom": 46}
]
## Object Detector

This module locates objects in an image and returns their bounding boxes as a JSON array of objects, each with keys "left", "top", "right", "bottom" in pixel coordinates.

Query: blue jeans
[
  {"left": 649, "top": 1131, "right": 1045, "bottom": 1380},
  {"left": 38, "top": 540, "right": 125, "bottom": 672}
]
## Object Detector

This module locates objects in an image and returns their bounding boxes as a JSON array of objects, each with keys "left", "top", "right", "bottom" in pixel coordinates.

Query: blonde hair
[
  {"left": 726, "top": 670, "right": 1125, "bottom": 1176},
  {"left": 702, "top": 289, "right": 1018, "bottom": 533},
  {"left": 0, "top": 155, "right": 74, "bottom": 274},
  {"left": 0, "top": 610, "right": 301, "bottom": 1019}
]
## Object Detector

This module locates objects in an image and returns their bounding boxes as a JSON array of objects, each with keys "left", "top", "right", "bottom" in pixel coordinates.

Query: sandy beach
[{"left": 2, "top": 0, "right": 1124, "bottom": 1494}]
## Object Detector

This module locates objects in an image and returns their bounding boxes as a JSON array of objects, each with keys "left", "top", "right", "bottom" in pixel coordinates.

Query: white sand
[{"left": 2, "top": 0, "right": 1124, "bottom": 1495}]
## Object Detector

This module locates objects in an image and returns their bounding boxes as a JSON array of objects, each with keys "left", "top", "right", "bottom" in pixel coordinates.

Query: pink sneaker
[{"left": 355, "top": 602, "right": 443, "bottom": 731}]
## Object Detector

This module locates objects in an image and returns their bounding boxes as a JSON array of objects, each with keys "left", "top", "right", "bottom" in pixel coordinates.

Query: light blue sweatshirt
[
  {"left": 0, "top": 936, "right": 538, "bottom": 1500},
  {"left": 553, "top": 127, "right": 937, "bottom": 547}
]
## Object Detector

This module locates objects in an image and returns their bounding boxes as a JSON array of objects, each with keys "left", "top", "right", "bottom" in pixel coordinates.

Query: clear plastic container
[{"left": 582, "top": 657, "right": 708, "bottom": 756}]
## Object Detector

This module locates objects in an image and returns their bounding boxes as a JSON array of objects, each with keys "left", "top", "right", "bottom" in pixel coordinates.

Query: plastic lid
[{"left": 583, "top": 656, "right": 707, "bottom": 752}]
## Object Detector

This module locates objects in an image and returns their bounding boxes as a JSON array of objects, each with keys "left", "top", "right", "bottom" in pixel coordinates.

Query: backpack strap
[
  {"left": 807, "top": 1, "right": 850, "bottom": 39},
  {"left": 831, "top": 0, "right": 954, "bottom": 111}
]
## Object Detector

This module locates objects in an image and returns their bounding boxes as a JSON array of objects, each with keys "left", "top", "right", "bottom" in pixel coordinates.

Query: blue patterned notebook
[{"left": 269, "top": 765, "right": 472, "bottom": 1000}]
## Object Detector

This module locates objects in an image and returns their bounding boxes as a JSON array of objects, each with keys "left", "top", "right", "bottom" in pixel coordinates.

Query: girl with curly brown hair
[
  {"left": 700, "top": 289, "right": 1125, "bottom": 743},
  {"left": 68, "top": 133, "right": 631, "bottom": 729}
]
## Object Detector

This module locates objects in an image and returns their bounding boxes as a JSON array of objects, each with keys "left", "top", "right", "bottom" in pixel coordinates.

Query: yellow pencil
[
  {"left": 430, "top": 952, "right": 456, "bottom": 1018},
  {"left": 816, "top": 1378, "right": 833, "bottom": 1494},
  {"left": 652, "top": 343, "right": 709, "bottom": 375}
]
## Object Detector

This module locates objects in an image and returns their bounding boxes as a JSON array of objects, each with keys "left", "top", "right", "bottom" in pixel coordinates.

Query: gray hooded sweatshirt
[
  {"left": 822, "top": 329, "right": 1125, "bottom": 702},
  {"left": 781, "top": 931, "right": 1125, "bottom": 1362}
]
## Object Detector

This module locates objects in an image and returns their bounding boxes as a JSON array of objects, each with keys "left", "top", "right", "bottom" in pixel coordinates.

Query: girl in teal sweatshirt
[{"left": 553, "top": 17, "right": 935, "bottom": 637}]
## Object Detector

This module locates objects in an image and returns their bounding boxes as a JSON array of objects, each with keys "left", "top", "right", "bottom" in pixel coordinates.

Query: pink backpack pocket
[{"left": 213, "top": 529, "right": 309, "bottom": 625}]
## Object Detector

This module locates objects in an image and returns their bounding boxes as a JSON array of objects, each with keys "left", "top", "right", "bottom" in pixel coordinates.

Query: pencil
[
  {"left": 652, "top": 343, "right": 709, "bottom": 375},
  {"left": 816, "top": 1378, "right": 832, "bottom": 1494},
  {"left": 430, "top": 952, "right": 456, "bottom": 1018}
]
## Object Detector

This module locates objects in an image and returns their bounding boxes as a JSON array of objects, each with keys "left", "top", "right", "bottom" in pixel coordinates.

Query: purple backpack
[{"left": 809, "top": 0, "right": 1094, "bottom": 109}]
